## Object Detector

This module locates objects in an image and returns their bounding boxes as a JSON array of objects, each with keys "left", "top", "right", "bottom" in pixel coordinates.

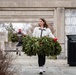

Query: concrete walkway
[{"left": 10, "top": 52, "right": 76, "bottom": 75}]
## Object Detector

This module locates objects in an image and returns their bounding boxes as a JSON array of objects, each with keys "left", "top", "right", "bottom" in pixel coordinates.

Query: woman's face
[{"left": 39, "top": 19, "right": 44, "bottom": 27}]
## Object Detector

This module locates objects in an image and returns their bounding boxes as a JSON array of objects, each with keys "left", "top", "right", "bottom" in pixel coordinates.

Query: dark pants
[{"left": 38, "top": 55, "right": 46, "bottom": 67}]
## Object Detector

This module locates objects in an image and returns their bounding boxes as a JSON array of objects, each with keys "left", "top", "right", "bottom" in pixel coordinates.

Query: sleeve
[
  {"left": 32, "top": 27, "right": 37, "bottom": 37},
  {"left": 48, "top": 28, "right": 55, "bottom": 38}
]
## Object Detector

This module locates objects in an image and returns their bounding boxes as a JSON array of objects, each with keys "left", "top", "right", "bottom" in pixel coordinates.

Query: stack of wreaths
[{"left": 22, "top": 36, "right": 62, "bottom": 56}]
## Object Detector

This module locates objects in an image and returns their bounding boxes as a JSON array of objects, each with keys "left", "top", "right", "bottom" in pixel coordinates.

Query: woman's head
[{"left": 39, "top": 18, "right": 48, "bottom": 28}]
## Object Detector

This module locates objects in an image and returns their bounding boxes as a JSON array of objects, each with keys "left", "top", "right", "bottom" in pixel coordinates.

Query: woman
[{"left": 32, "top": 18, "right": 55, "bottom": 74}]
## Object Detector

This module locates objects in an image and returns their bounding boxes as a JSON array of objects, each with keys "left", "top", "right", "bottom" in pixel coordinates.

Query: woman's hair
[{"left": 39, "top": 18, "right": 48, "bottom": 28}]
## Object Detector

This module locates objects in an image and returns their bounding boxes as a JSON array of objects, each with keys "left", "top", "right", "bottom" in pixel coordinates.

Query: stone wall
[{"left": 0, "top": 0, "right": 76, "bottom": 7}]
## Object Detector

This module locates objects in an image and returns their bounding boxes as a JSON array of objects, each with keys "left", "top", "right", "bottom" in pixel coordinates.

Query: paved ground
[{"left": 10, "top": 52, "right": 76, "bottom": 75}]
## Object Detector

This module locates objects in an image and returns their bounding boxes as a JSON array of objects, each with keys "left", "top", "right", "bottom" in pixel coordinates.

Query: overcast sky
[{"left": 0, "top": 23, "right": 37, "bottom": 34}]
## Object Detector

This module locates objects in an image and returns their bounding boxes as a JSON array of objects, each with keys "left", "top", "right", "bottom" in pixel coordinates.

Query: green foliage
[
  {"left": 54, "top": 41, "right": 62, "bottom": 55},
  {"left": 37, "top": 36, "right": 55, "bottom": 56},
  {"left": 22, "top": 36, "right": 31, "bottom": 52},
  {"left": 5, "top": 23, "right": 15, "bottom": 42},
  {"left": 11, "top": 33, "right": 18, "bottom": 42},
  {"left": 22, "top": 36, "right": 39, "bottom": 56},
  {"left": 22, "top": 36, "right": 62, "bottom": 56}
]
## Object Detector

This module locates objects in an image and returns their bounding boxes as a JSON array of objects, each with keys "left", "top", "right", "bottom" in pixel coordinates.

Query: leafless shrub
[{"left": 0, "top": 50, "right": 16, "bottom": 75}]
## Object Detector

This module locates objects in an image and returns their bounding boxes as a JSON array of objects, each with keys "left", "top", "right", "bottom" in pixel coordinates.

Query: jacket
[{"left": 32, "top": 27, "right": 55, "bottom": 38}]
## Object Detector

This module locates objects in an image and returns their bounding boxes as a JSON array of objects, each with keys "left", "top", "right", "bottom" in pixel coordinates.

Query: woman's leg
[
  {"left": 38, "top": 55, "right": 46, "bottom": 66},
  {"left": 19, "top": 46, "right": 22, "bottom": 56},
  {"left": 38, "top": 55, "right": 46, "bottom": 74}
]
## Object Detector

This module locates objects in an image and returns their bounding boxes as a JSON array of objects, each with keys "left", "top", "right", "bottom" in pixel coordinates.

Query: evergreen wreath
[
  {"left": 22, "top": 36, "right": 62, "bottom": 56},
  {"left": 11, "top": 33, "right": 18, "bottom": 42}
]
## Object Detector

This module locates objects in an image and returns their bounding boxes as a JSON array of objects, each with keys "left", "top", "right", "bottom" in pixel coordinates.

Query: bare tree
[
  {"left": 4, "top": 23, "right": 15, "bottom": 41},
  {"left": 0, "top": 49, "right": 16, "bottom": 75}
]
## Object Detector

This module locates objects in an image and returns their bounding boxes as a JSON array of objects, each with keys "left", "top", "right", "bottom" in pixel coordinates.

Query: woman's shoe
[
  {"left": 42, "top": 67, "right": 45, "bottom": 72},
  {"left": 39, "top": 68, "right": 43, "bottom": 74},
  {"left": 16, "top": 52, "right": 18, "bottom": 55},
  {"left": 19, "top": 54, "right": 21, "bottom": 56},
  {"left": 39, "top": 72, "right": 43, "bottom": 74},
  {"left": 43, "top": 69, "right": 45, "bottom": 72},
  {"left": 43, "top": 70, "right": 45, "bottom": 72}
]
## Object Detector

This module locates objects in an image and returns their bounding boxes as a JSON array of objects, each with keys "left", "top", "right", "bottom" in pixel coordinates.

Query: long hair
[{"left": 39, "top": 18, "right": 48, "bottom": 28}]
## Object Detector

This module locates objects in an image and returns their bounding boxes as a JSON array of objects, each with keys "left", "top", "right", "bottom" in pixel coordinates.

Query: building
[{"left": 0, "top": 0, "right": 76, "bottom": 58}]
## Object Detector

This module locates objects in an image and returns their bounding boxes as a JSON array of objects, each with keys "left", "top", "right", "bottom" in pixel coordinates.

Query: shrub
[{"left": 0, "top": 50, "right": 15, "bottom": 75}]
